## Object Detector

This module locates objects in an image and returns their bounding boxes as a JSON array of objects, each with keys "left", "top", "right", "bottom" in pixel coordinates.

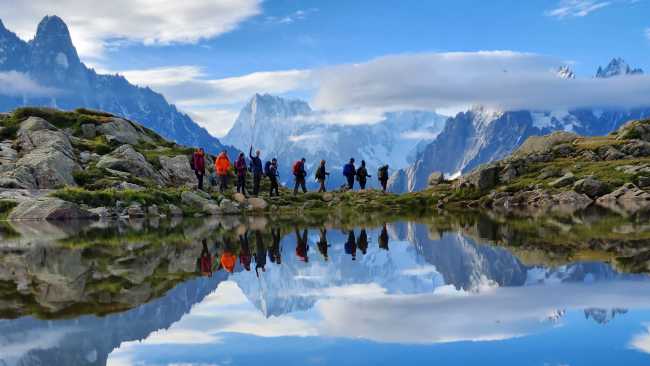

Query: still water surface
[{"left": 2, "top": 211, "right": 650, "bottom": 365}]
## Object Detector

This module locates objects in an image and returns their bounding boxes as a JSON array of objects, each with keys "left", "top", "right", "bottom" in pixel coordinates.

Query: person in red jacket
[
  {"left": 234, "top": 152, "right": 248, "bottom": 196},
  {"left": 191, "top": 148, "right": 206, "bottom": 190}
]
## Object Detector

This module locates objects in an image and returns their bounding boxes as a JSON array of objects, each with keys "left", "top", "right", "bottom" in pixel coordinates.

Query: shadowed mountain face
[{"left": 0, "top": 16, "right": 234, "bottom": 155}]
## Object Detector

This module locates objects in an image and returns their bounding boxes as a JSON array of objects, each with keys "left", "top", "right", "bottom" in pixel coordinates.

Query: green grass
[{"left": 52, "top": 187, "right": 182, "bottom": 207}]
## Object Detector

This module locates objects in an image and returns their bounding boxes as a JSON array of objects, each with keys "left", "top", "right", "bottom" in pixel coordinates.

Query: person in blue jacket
[
  {"left": 343, "top": 158, "right": 356, "bottom": 190},
  {"left": 249, "top": 146, "right": 263, "bottom": 196}
]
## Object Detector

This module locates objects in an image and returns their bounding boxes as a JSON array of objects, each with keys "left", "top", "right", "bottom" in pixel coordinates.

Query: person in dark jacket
[
  {"left": 234, "top": 152, "right": 248, "bottom": 196},
  {"left": 315, "top": 160, "right": 330, "bottom": 193},
  {"left": 249, "top": 146, "right": 263, "bottom": 196},
  {"left": 239, "top": 232, "right": 252, "bottom": 271},
  {"left": 343, "top": 158, "right": 356, "bottom": 190},
  {"left": 254, "top": 231, "right": 267, "bottom": 277},
  {"left": 317, "top": 227, "right": 329, "bottom": 261},
  {"left": 293, "top": 158, "right": 307, "bottom": 195},
  {"left": 191, "top": 148, "right": 206, "bottom": 190},
  {"left": 356, "top": 160, "right": 372, "bottom": 190},
  {"left": 379, "top": 223, "right": 389, "bottom": 251},
  {"left": 295, "top": 228, "right": 309, "bottom": 262},
  {"left": 344, "top": 230, "right": 356, "bottom": 260},
  {"left": 270, "top": 227, "right": 282, "bottom": 264},
  {"left": 378, "top": 165, "right": 390, "bottom": 193},
  {"left": 358, "top": 228, "right": 368, "bottom": 255},
  {"left": 267, "top": 158, "right": 280, "bottom": 197}
]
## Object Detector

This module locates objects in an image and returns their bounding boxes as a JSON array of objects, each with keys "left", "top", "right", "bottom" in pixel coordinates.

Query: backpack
[
  {"left": 292, "top": 160, "right": 303, "bottom": 176},
  {"left": 189, "top": 154, "right": 196, "bottom": 171},
  {"left": 264, "top": 161, "right": 272, "bottom": 177},
  {"left": 343, "top": 164, "right": 355, "bottom": 177},
  {"left": 378, "top": 165, "right": 388, "bottom": 180}
]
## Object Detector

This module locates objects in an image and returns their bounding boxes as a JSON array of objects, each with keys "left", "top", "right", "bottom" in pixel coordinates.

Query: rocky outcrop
[
  {"left": 8, "top": 197, "right": 98, "bottom": 221},
  {"left": 96, "top": 117, "right": 154, "bottom": 145},
  {"left": 180, "top": 191, "right": 220, "bottom": 215},
  {"left": 513, "top": 131, "right": 578, "bottom": 157},
  {"left": 460, "top": 165, "right": 499, "bottom": 191},
  {"left": 596, "top": 183, "right": 650, "bottom": 214},
  {"left": 159, "top": 155, "right": 197, "bottom": 187},
  {"left": 0, "top": 117, "right": 80, "bottom": 189},
  {"left": 97, "top": 145, "right": 163, "bottom": 185},
  {"left": 573, "top": 177, "right": 608, "bottom": 199}
]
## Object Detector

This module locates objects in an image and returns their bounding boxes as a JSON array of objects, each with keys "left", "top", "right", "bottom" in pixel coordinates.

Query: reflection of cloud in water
[{"left": 629, "top": 323, "right": 650, "bottom": 354}]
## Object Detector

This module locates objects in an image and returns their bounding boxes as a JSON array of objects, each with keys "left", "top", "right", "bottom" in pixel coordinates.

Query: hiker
[
  {"left": 356, "top": 160, "right": 371, "bottom": 190},
  {"left": 295, "top": 228, "right": 309, "bottom": 262},
  {"left": 239, "top": 232, "right": 252, "bottom": 271},
  {"left": 344, "top": 230, "right": 357, "bottom": 260},
  {"left": 268, "top": 158, "right": 280, "bottom": 197},
  {"left": 358, "top": 228, "right": 368, "bottom": 255},
  {"left": 343, "top": 158, "right": 356, "bottom": 190},
  {"left": 235, "top": 152, "right": 248, "bottom": 196},
  {"left": 254, "top": 231, "right": 267, "bottom": 277},
  {"left": 315, "top": 160, "right": 330, "bottom": 193},
  {"left": 293, "top": 158, "right": 307, "bottom": 194},
  {"left": 270, "top": 227, "right": 282, "bottom": 264},
  {"left": 215, "top": 150, "right": 231, "bottom": 193},
  {"left": 378, "top": 223, "right": 389, "bottom": 251},
  {"left": 378, "top": 165, "right": 389, "bottom": 193},
  {"left": 317, "top": 227, "right": 329, "bottom": 261},
  {"left": 198, "top": 239, "right": 213, "bottom": 276},
  {"left": 191, "top": 148, "right": 206, "bottom": 190},
  {"left": 249, "top": 146, "right": 263, "bottom": 196}
]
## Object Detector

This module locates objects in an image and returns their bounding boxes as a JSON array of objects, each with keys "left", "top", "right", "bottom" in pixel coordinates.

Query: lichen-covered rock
[
  {"left": 97, "top": 145, "right": 163, "bottom": 185},
  {"left": 462, "top": 165, "right": 499, "bottom": 191},
  {"left": 8, "top": 197, "right": 98, "bottom": 221},
  {"left": 96, "top": 118, "right": 153, "bottom": 145},
  {"left": 573, "top": 176, "right": 608, "bottom": 198},
  {"left": 80, "top": 123, "right": 96, "bottom": 139},
  {"left": 617, "top": 119, "right": 650, "bottom": 141},
  {"left": 597, "top": 183, "right": 650, "bottom": 214},
  {"left": 549, "top": 172, "right": 575, "bottom": 188},
  {"left": 159, "top": 155, "right": 197, "bottom": 187},
  {"left": 219, "top": 198, "right": 240, "bottom": 215},
  {"left": 180, "top": 190, "right": 220, "bottom": 214}
]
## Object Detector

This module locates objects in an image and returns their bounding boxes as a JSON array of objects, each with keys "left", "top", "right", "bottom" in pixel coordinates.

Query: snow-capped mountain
[
  {"left": 0, "top": 16, "right": 234, "bottom": 154},
  {"left": 223, "top": 93, "right": 447, "bottom": 188},
  {"left": 389, "top": 59, "right": 650, "bottom": 192}
]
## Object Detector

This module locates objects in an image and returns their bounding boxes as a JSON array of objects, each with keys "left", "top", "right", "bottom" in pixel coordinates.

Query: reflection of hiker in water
[
  {"left": 358, "top": 228, "right": 368, "bottom": 255},
  {"left": 378, "top": 223, "right": 389, "bottom": 251},
  {"left": 198, "top": 239, "right": 214, "bottom": 276},
  {"left": 317, "top": 227, "right": 330, "bottom": 261},
  {"left": 295, "top": 228, "right": 309, "bottom": 262},
  {"left": 254, "top": 231, "right": 267, "bottom": 277},
  {"left": 270, "top": 227, "right": 282, "bottom": 265},
  {"left": 345, "top": 230, "right": 357, "bottom": 260},
  {"left": 239, "top": 231, "right": 252, "bottom": 271},
  {"left": 217, "top": 237, "right": 237, "bottom": 273}
]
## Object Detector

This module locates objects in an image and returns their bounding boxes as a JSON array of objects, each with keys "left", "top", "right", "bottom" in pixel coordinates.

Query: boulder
[
  {"left": 322, "top": 193, "right": 334, "bottom": 202},
  {"left": 617, "top": 119, "right": 650, "bottom": 141},
  {"left": 166, "top": 204, "right": 183, "bottom": 217},
  {"left": 596, "top": 183, "right": 650, "bottom": 214},
  {"left": 573, "top": 176, "right": 608, "bottom": 198},
  {"left": 514, "top": 131, "right": 578, "bottom": 157},
  {"left": 462, "top": 165, "right": 499, "bottom": 191},
  {"left": 1, "top": 117, "right": 80, "bottom": 189},
  {"left": 96, "top": 118, "right": 153, "bottom": 145},
  {"left": 159, "top": 155, "right": 197, "bottom": 187},
  {"left": 180, "top": 190, "right": 220, "bottom": 215},
  {"left": 247, "top": 197, "right": 268, "bottom": 211},
  {"left": 8, "top": 197, "right": 98, "bottom": 221},
  {"left": 114, "top": 181, "right": 145, "bottom": 191},
  {"left": 620, "top": 140, "right": 650, "bottom": 157},
  {"left": 600, "top": 146, "right": 626, "bottom": 161},
  {"left": 552, "top": 191, "right": 593, "bottom": 211},
  {"left": 427, "top": 172, "right": 444, "bottom": 186},
  {"left": 233, "top": 192, "right": 247, "bottom": 204},
  {"left": 549, "top": 172, "right": 575, "bottom": 188},
  {"left": 219, "top": 199, "right": 240, "bottom": 215},
  {"left": 538, "top": 166, "right": 561, "bottom": 180},
  {"left": 638, "top": 176, "right": 650, "bottom": 188},
  {"left": 97, "top": 145, "right": 163, "bottom": 185},
  {"left": 80, "top": 123, "right": 96, "bottom": 139}
]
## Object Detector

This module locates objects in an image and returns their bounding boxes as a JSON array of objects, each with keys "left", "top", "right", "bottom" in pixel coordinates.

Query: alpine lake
[{"left": 2, "top": 207, "right": 650, "bottom": 366}]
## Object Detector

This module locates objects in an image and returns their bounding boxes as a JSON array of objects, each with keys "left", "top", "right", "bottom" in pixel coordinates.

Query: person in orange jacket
[{"left": 215, "top": 150, "right": 231, "bottom": 193}]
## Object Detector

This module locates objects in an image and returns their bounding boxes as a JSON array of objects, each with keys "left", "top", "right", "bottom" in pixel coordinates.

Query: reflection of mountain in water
[
  {"left": 0, "top": 275, "right": 223, "bottom": 366},
  {"left": 584, "top": 308, "right": 629, "bottom": 325}
]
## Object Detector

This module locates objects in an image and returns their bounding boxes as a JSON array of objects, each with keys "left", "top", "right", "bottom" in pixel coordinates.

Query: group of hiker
[
  {"left": 191, "top": 146, "right": 391, "bottom": 196},
  {"left": 197, "top": 224, "right": 390, "bottom": 277}
]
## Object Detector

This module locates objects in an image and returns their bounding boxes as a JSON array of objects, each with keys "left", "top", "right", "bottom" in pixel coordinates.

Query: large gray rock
[
  {"left": 549, "top": 172, "right": 575, "bottom": 188},
  {"left": 219, "top": 198, "right": 240, "bottom": 215},
  {"left": 8, "top": 197, "right": 98, "bottom": 221},
  {"left": 96, "top": 118, "right": 153, "bottom": 145},
  {"left": 97, "top": 145, "right": 163, "bottom": 185},
  {"left": 596, "top": 183, "right": 650, "bottom": 214},
  {"left": 427, "top": 172, "right": 444, "bottom": 186},
  {"left": 159, "top": 155, "right": 197, "bottom": 187},
  {"left": 573, "top": 177, "right": 608, "bottom": 198},
  {"left": 462, "top": 165, "right": 499, "bottom": 191},
  {"left": 514, "top": 131, "right": 578, "bottom": 157},
  {"left": 1, "top": 117, "right": 80, "bottom": 189},
  {"left": 247, "top": 197, "right": 268, "bottom": 211},
  {"left": 180, "top": 191, "right": 220, "bottom": 214}
]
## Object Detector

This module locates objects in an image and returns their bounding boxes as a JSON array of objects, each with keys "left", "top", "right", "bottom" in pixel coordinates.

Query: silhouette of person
[
  {"left": 218, "top": 237, "right": 237, "bottom": 273},
  {"left": 345, "top": 230, "right": 357, "bottom": 260},
  {"left": 239, "top": 231, "right": 252, "bottom": 271},
  {"left": 270, "top": 227, "right": 282, "bottom": 265},
  {"left": 198, "top": 238, "right": 214, "bottom": 276},
  {"left": 317, "top": 227, "right": 330, "bottom": 261},
  {"left": 378, "top": 223, "right": 389, "bottom": 251},
  {"left": 295, "top": 228, "right": 309, "bottom": 262},
  {"left": 358, "top": 228, "right": 368, "bottom": 255},
  {"left": 254, "top": 231, "right": 267, "bottom": 277}
]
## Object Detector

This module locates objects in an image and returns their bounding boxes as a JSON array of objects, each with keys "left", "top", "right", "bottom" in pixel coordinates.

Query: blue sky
[{"left": 2, "top": 0, "right": 650, "bottom": 136}]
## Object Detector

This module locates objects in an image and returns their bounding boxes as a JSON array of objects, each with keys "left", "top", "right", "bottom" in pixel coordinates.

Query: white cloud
[
  {"left": 187, "top": 108, "right": 240, "bottom": 137},
  {"left": 400, "top": 131, "right": 441, "bottom": 140},
  {"left": 312, "top": 51, "right": 650, "bottom": 113},
  {"left": 0, "top": 0, "right": 261, "bottom": 58},
  {"left": 265, "top": 8, "right": 319, "bottom": 24},
  {"left": 645, "top": 27, "right": 650, "bottom": 40},
  {"left": 546, "top": 0, "right": 612, "bottom": 18},
  {"left": 630, "top": 323, "right": 650, "bottom": 354},
  {"left": 0, "top": 71, "right": 59, "bottom": 97}
]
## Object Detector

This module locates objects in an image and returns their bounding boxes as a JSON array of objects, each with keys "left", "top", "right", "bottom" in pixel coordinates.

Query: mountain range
[
  {"left": 389, "top": 58, "right": 650, "bottom": 192},
  {"left": 223, "top": 93, "right": 447, "bottom": 188},
  {"left": 0, "top": 16, "right": 234, "bottom": 154}
]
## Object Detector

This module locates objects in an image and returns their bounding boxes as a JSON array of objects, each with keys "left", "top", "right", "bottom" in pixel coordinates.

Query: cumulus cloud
[
  {"left": 546, "top": 0, "right": 612, "bottom": 18},
  {"left": 0, "top": 0, "right": 261, "bottom": 58},
  {"left": 0, "top": 71, "right": 59, "bottom": 97},
  {"left": 312, "top": 51, "right": 650, "bottom": 113},
  {"left": 187, "top": 108, "right": 240, "bottom": 137}
]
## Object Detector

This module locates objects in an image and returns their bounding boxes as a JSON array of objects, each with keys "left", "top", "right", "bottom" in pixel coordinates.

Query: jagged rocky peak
[
  {"left": 247, "top": 93, "right": 312, "bottom": 118},
  {"left": 30, "top": 15, "right": 81, "bottom": 70},
  {"left": 596, "top": 58, "right": 644, "bottom": 78},
  {"left": 557, "top": 65, "right": 576, "bottom": 80}
]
